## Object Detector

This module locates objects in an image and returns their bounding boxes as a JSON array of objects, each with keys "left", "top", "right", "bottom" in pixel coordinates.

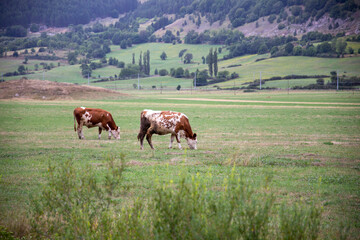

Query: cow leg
[
  {"left": 169, "top": 134, "right": 175, "bottom": 149},
  {"left": 138, "top": 131, "right": 146, "bottom": 150},
  {"left": 98, "top": 128, "right": 102, "bottom": 140},
  {"left": 77, "top": 123, "right": 84, "bottom": 139},
  {"left": 175, "top": 133, "right": 182, "bottom": 150},
  {"left": 108, "top": 130, "right": 112, "bottom": 140},
  {"left": 146, "top": 127, "right": 155, "bottom": 150}
]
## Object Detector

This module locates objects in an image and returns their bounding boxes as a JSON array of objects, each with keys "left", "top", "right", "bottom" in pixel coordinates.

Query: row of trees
[
  {"left": 271, "top": 38, "right": 352, "bottom": 58},
  {"left": 207, "top": 48, "right": 218, "bottom": 77}
]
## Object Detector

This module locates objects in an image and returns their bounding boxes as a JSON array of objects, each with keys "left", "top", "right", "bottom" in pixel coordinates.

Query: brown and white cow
[
  {"left": 137, "top": 109, "right": 197, "bottom": 150},
  {"left": 73, "top": 107, "right": 120, "bottom": 140}
]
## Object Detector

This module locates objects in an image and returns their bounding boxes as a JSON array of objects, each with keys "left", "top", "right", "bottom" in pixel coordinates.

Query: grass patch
[{"left": 0, "top": 91, "right": 359, "bottom": 238}]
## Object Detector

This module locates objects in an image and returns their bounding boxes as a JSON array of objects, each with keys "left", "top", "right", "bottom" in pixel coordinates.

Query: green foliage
[
  {"left": 336, "top": 38, "right": 347, "bottom": 56},
  {"left": 5, "top": 25, "right": 27, "bottom": 37},
  {"left": 278, "top": 23, "right": 286, "bottom": 30},
  {"left": 175, "top": 67, "right": 184, "bottom": 78},
  {"left": 30, "top": 155, "right": 127, "bottom": 239},
  {"left": 17, "top": 65, "right": 26, "bottom": 75},
  {"left": 120, "top": 64, "right": 140, "bottom": 78},
  {"left": 30, "top": 24, "right": 39, "bottom": 33},
  {"left": 29, "top": 160, "right": 323, "bottom": 239},
  {"left": 279, "top": 202, "right": 322, "bottom": 240},
  {"left": 67, "top": 52, "right": 78, "bottom": 65},
  {"left": 159, "top": 69, "right": 168, "bottom": 76},
  {"left": 184, "top": 53, "right": 193, "bottom": 64},
  {"left": 160, "top": 51, "right": 167, "bottom": 60},
  {"left": 0, "top": 0, "right": 138, "bottom": 28},
  {"left": 0, "top": 226, "right": 17, "bottom": 240},
  {"left": 80, "top": 63, "right": 92, "bottom": 77},
  {"left": 285, "top": 43, "right": 294, "bottom": 54}
]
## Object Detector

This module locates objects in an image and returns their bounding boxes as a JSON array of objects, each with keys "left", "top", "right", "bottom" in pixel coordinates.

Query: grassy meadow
[{"left": 0, "top": 90, "right": 359, "bottom": 238}]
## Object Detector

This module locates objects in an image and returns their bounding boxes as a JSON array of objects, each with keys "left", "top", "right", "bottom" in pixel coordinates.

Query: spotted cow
[
  {"left": 73, "top": 107, "right": 120, "bottom": 140},
  {"left": 137, "top": 109, "right": 197, "bottom": 150}
]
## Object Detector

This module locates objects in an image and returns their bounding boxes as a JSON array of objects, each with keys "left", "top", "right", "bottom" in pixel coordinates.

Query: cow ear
[{"left": 193, "top": 133, "right": 197, "bottom": 139}]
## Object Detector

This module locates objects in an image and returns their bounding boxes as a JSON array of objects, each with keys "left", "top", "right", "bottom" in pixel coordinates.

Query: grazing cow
[
  {"left": 137, "top": 109, "right": 197, "bottom": 150},
  {"left": 73, "top": 107, "right": 120, "bottom": 140}
]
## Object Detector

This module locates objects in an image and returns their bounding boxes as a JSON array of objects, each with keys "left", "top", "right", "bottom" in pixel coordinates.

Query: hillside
[
  {"left": 0, "top": 78, "right": 127, "bottom": 100},
  {"left": 135, "top": 0, "right": 360, "bottom": 37}
]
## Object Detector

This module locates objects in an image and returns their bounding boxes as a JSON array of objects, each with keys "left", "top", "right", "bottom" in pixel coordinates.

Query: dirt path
[{"left": 164, "top": 97, "right": 360, "bottom": 106}]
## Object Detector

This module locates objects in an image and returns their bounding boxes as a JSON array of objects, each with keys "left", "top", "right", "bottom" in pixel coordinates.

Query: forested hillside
[
  {"left": 133, "top": 0, "right": 359, "bottom": 28},
  {"left": 0, "top": 0, "right": 137, "bottom": 28}
]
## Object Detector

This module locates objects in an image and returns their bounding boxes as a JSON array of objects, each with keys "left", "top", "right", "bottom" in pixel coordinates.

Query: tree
[
  {"left": 348, "top": 46, "right": 354, "bottom": 54},
  {"left": 30, "top": 24, "right": 39, "bottom": 33},
  {"left": 145, "top": 50, "right": 150, "bottom": 75},
  {"left": 120, "top": 40, "right": 127, "bottom": 49},
  {"left": 285, "top": 43, "right": 294, "bottom": 54},
  {"left": 67, "top": 52, "right": 78, "bottom": 65},
  {"left": 80, "top": 64, "right": 92, "bottom": 77},
  {"left": 207, "top": 48, "right": 213, "bottom": 77},
  {"left": 293, "top": 46, "right": 303, "bottom": 56},
  {"left": 316, "top": 78, "right": 325, "bottom": 85},
  {"left": 336, "top": 38, "right": 347, "bottom": 57},
  {"left": 258, "top": 44, "right": 268, "bottom": 54},
  {"left": 160, "top": 51, "right": 167, "bottom": 60},
  {"left": 175, "top": 67, "right": 184, "bottom": 78},
  {"left": 213, "top": 50, "right": 218, "bottom": 77},
  {"left": 139, "top": 51, "right": 142, "bottom": 71},
  {"left": 176, "top": 85, "right": 181, "bottom": 91},
  {"left": 18, "top": 65, "right": 26, "bottom": 75},
  {"left": 5, "top": 25, "right": 27, "bottom": 37},
  {"left": 159, "top": 69, "right": 168, "bottom": 76},
  {"left": 184, "top": 53, "right": 193, "bottom": 64}
]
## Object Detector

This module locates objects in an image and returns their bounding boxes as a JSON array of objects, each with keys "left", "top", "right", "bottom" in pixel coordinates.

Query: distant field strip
[{"left": 164, "top": 97, "right": 360, "bottom": 106}]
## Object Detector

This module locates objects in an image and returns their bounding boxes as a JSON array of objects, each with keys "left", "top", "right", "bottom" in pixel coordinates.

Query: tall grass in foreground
[{"left": 26, "top": 156, "right": 322, "bottom": 240}]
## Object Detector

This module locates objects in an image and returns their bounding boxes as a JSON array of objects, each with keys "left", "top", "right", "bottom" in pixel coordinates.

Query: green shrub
[
  {"left": 30, "top": 155, "right": 127, "bottom": 239},
  {"left": 279, "top": 202, "right": 322, "bottom": 240},
  {"left": 29, "top": 159, "right": 323, "bottom": 239}
]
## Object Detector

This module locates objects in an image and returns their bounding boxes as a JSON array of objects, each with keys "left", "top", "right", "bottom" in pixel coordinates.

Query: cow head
[
  {"left": 186, "top": 133, "right": 197, "bottom": 150},
  {"left": 111, "top": 126, "right": 121, "bottom": 140}
]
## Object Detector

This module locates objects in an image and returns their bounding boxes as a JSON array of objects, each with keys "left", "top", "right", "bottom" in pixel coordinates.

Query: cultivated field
[{"left": 0, "top": 90, "right": 359, "bottom": 238}]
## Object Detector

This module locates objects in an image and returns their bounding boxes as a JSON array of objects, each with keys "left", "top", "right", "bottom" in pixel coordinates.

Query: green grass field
[
  {"left": 2, "top": 42, "right": 360, "bottom": 90},
  {"left": 0, "top": 91, "right": 359, "bottom": 238}
]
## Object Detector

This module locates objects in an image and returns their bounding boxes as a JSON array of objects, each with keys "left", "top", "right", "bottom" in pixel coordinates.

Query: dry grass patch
[{"left": 0, "top": 79, "right": 128, "bottom": 100}]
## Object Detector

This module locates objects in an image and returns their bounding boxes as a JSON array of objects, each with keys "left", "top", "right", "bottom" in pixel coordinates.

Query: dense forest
[
  {"left": 0, "top": 0, "right": 137, "bottom": 28},
  {"left": 0, "top": 0, "right": 358, "bottom": 29}
]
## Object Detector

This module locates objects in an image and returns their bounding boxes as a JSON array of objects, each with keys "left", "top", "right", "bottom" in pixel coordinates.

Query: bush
[
  {"left": 159, "top": 69, "right": 168, "bottom": 76},
  {"left": 316, "top": 78, "right": 325, "bottom": 85},
  {"left": 29, "top": 159, "right": 323, "bottom": 240},
  {"left": 278, "top": 23, "right": 286, "bottom": 30}
]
